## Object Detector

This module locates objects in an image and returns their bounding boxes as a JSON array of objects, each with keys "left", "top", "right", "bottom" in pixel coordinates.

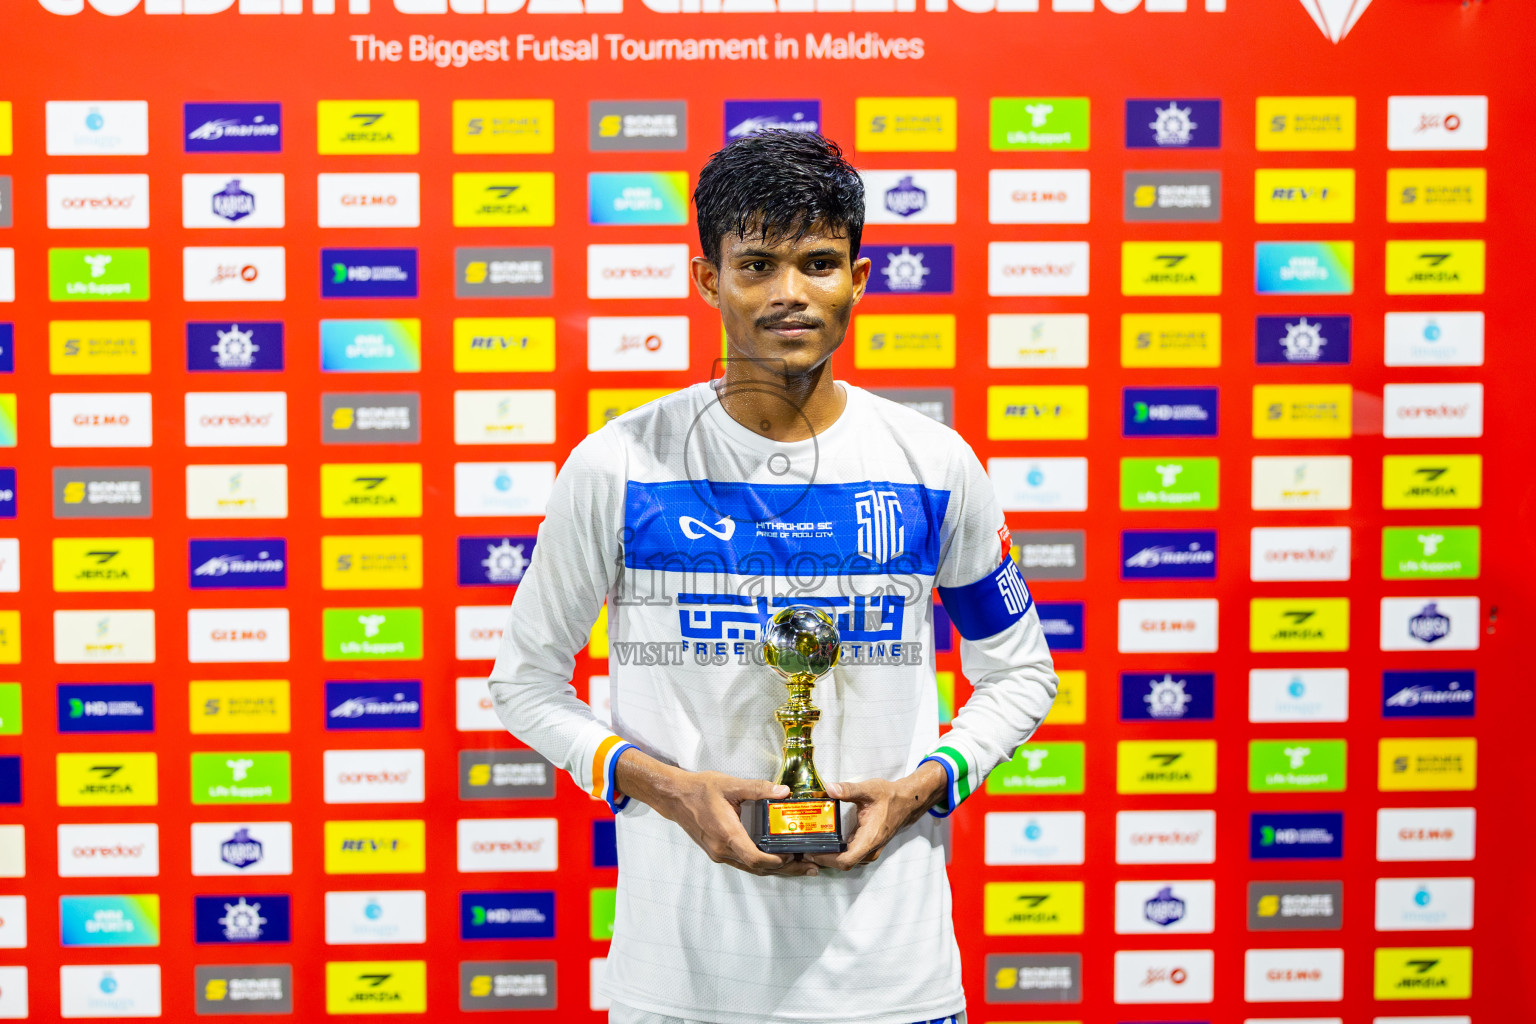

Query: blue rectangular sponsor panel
[
  {"left": 1255, "top": 315, "right": 1352, "bottom": 365},
  {"left": 1035, "top": 601, "right": 1083, "bottom": 652},
  {"left": 1120, "top": 672, "right": 1216, "bottom": 721},
  {"left": 319, "top": 319, "right": 421, "bottom": 372},
  {"left": 592, "top": 820, "right": 618, "bottom": 868},
  {"left": 58, "top": 683, "right": 155, "bottom": 734},
  {"left": 457, "top": 536, "right": 536, "bottom": 587},
  {"left": 0, "top": 325, "right": 13, "bottom": 373},
  {"left": 321, "top": 248, "right": 418, "bottom": 299},
  {"left": 1125, "top": 99, "right": 1222, "bottom": 149},
  {"left": 0, "top": 758, "right": 17, "bottom": 804},
  {"left": 1123, "top": 387, "right": 1218, "bottom": 438},
  {"left": 0, "top": 468, "right": 15, "bottom": 518},
  {"left": 723, "top": 100, "right": 821, "bottom": 142},
  {"left": 933, "top": 603, "right": 953, "bottom": 653},
  {"left": 863, "top": 245, "right": 955, "bottom": 295},
  {"left": 1382, "top": 670, "right": 1476, "bottom": 718},
  {"left": 189, "top": 539, "right": 288, "bottom": 590},
  {"left": 186, "top": 321, "right": 285, "bottom": 372},
  {"left": 184, "top": 102, "right": 283, "bottom": 153},
  {"left": 324, "top": 681, "right": 423, "bottom": 731},
  {"left": 1250, "top": 812, "right": 1344, "bottom": 860},
  {"left": 459, "top": 891, "right": 556, "bottom": 940},
  {"left": 194, "top": 894, "right": 292, "bottom": 944},
  {"left": 1121, "top": 530, "right": 1218, "bottom": 580}
]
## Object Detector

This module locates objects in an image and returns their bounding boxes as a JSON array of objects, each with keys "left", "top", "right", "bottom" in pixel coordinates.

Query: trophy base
[{"left": 747, "top": 797, "right": 846, "bottom": 855}]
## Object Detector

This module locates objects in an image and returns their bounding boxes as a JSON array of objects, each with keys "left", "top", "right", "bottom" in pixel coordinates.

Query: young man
[{"left": 489, "top": 131, "right": 1059, "bottom": 1024}]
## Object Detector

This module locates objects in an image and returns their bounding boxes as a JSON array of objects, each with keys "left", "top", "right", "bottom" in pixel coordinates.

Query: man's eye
[
  {"left": 809, "top": 260, "right": 834, "bottom": 271},
  {"left": 746, "top": 261, "right": 769, "bottom": 272}
]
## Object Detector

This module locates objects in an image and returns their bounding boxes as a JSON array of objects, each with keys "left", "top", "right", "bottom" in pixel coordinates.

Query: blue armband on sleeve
[{"left": 935, "top": 558, "right": 1033, "bottom": 641}]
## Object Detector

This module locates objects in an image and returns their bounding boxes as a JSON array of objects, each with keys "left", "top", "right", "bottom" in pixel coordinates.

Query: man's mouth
[{"left": 761, "top": 318, "right": 822, "bottom": 338}]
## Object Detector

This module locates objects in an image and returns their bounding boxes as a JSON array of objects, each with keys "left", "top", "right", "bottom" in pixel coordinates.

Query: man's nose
[{"left": 767, "top": 267, "right": 812, "bottom": 307}]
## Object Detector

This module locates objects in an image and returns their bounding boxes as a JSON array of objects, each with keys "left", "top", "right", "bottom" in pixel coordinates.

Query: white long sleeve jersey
[{"left": 489, "top": 379, "right": 1059, "bottom": 1024}]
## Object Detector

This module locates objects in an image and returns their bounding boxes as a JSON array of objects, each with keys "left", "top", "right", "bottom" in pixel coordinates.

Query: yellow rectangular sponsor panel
[
  {"left": 854, "top": 315, "right": 956, "bottom": 370},
  {"left": 1254, "top": 168, "right": 1356, "bottom": 223},
  {"left": 320, "top": 464, "right": 423, "bottom": 519},
  {"left": 453, "top": 318, "right": 556, "bottom": 373},
  {"left": 1374, "top": 946, "right": 1472, "bottom": 1000},
  {"left": 1385, "top": 240, "right": 1485, "bottom": 295},
  {"left": 0, "top": 102, "right": 10, "bottom": 155},
  {"left": 1379, "top": 737, "right": 1477, "bottom": 792},
  {"left": 324, "top": 819, "right": 426, "bottom": 875},
  {"left": 987, "top": 386, "right": 1089, "bottom": 441},
  {"left": 188, "top": 680, "right": 292, "bottom": 735},
  {"left": 317, "top": 99, "right": 418, "bottom": 155},
  {"left": 57, "top": 751, "right": 158, "bottom": 807},
  {"left": 451, "top": 99, "right": 554, "bottom": 155},
  {"left": 1256, "top": 96, "right": 1356, "bottom": 150},
  {"left": 1382, "top": 454, "right": 1482, "bottom": 509},
  {"left": 1116, "top": 739, "right": 1217, "bottom": 794},
  {"left": 1121, "top": 242, "right": 1222, "bottom": 296},
  {"left": 452, "top": 172, "right": 556, "bottom": 227},
  {"left": 1387, "top": 167, "right": 1486, "bottom": 223},
  {"left": 1043, "top": 670, "right": 1085, "bottom": 725},
  {"left": 1250, "top": 598, "right": 1350, "bottom": 652},
  {"left": 589, "top": 602, "right": 609, "bottom": 660},
  {"left": 1120, "top": 313, "right": 1221, "bottom": 368},
  {"left": 1253, "top": 384, "right": 1353, "bottom": 439},
  {"left": 321, "top": 535, "right": 424, "bottom": 591},
  {"left": 0, "top": 612, "right": 18, "bottom": 665},
  {"left": 49, "top": 320, "right": 152, "bottom": 375},
  {"left": 588, "top": 389, "right": 673, "bottom": 433},
  {"left": 52, "top": 537, "right": 155, "bottom": 593},
  {"left": 855, "top": 97, "right": 957, "bottom": 152},
  {"left": 326, "top": 960, "right": 428, "bottom": 1014},
  {"left": 984, "top": 881, "right": 1085, "bottom": 935}
]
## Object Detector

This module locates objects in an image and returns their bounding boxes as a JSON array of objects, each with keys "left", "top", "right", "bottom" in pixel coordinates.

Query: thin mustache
[{"left": 757, "top": 314, "right": 825, "bottom": 330}]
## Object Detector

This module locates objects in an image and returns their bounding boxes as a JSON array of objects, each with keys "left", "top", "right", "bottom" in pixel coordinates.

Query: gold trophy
[{"left": 748, "top": 606, "right": 847, "bottom": 855}]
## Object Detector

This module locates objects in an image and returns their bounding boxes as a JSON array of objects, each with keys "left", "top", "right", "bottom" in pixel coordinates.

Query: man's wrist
[
  {"left": 909, "top": 759, "right": 949, "bottom": 813},
  {"left": 614, "top": 746, "right": 683, "bottom": 810}
]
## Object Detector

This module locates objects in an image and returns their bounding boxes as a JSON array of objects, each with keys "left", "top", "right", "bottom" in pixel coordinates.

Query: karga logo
[{"left": 1296, "top": 0, "right": 1374, "bottom": 42}]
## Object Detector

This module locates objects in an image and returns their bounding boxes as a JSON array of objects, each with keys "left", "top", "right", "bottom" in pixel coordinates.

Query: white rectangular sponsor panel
[
  {"left": 46, "top": 101, "right": 150, "bottom": 156},
  {"left": 54, "top": 610, "right": 156, "bottom": 664},
  {"left": 983, "top": 811, "right": 1086, "bottom": 866},
  {"left": 0, "top": 827, "right": 23, "bottom": 878},
  {"left": 1384, "top": 312, "right": 1484, "bottom": 367},
  {"left": 453, "top": 390, "right": 556, "bottom": 446},
  {"left": 1373, "top": 1017, "right": 1471, "bottom": 1024},
  {"left": 0, "top": 966, "right": 23, "bottom": 1017},
  {"left": 454, "top": 462, "right": 555, "bottom": 518},
  {"left": 1375, "top": 877, "right": 1473, "bottom": 931},
  {"left": 184, "top": 392, "right": 288, "bottom": 447},
  {"left": 324, "top": 749, "right": 425, "bottom": 805},
  {"left": 587, "top": 316, "right": 690, "bottom": 371},
  {"left": 988, "top": 169, "right": 1091, "bottom": 224},
  {"left": 60, "top": 964, "right": 160, "bottom": 1018},
  {"left": 860, "top": 169, "right": 957, "bottom": 225},
  {"left": 988, "top": 241, "right": 1090, "bottom": 296},
  {"left": 457, "top": 818, "right": 558, "bottom": 872},
  {"left": 324, "top": 890, "right": 427, "bottom": 945},
  {"left": 457, "top": 606, "right": 507, "bottom": 661},
  {"left": 1387, "top": 95, "right": 1488, "bottom": 151},
  {"left": 988, "top": 314, "right": 1090, "bottom": 369},
  {"left": 1249, "top": 669, "right": 1349, "bottom": 723},
  {"left": 587, "top": 244, "right": 690, "bottom": 299},
  {"left": 47, "top": 175, "right": 151, "bottom": 229},
  {"left": 1114, "top": 880, "right": 1215, "bottom": 934},
  {"left": 1252, "top": 455, "right": 1352, "bottom": 510},
  {"left": 1244, "top": 948, "right": 1344, "bottom": 1002},
  {"left": 1250, "top": 527, "right": 1352, "bottom": 582},
  {"left": 456, "top": 677, "right": 502, "bottom": 732},
  {"left": 0, "top": 540, "right": 17, "bottom": 593},
  {"left": 57, "top": 823, "right": 159, "bottom": 878},
  {"left": 1116, "top": 810, "right": 1216, "bottom": 865},
  {"left": 587, "top": 675, "right": 611, "bottom": 727},
  {"left": 190, "top": 821, "right": 294, "bottom": 876},
  {"left": 317, "top": 172, "right": 420, "bottom": 228},
  {"left": 1377, "top": 807, "right": 1475, "bottom": 862},
  {"left": 185, "top": 464, "right": 289, "bottom": 520},
  {"left": 51, "top": 393, "right": 153, "bottom": 448},
  {"left": 0, "top": 250, "right": 12, "bottom": 303},
  {"left": 1380, "top": 596, "right": 1479, "bottom": 651},
  {"left": 1113, "top": 949, "right": 1214, "bottom": 1004},
  {"left": 1382, "top": 383, "right": 1483, "bottom": 438},
  {"left": 187, "top": 607, "right": 290, "bottom": 663},
  {"left": 988, "top": 457, "right": 1088, "bottom": 512},
  {"left": 1118, "top": 599, "right": 1219, "bottom": 653},
  {"left": 181, "top": 173, "right": 286, "bottom": 229},
  {"left": 0, "top": 898, "right": 25, "bottom": 949},
  {"left": 182, "top": 246, "right": 286, "bottom": 302}
]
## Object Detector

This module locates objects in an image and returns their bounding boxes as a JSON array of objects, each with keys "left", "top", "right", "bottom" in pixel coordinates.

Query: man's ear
[
  {"left": 690, "top": 256, "right": 722, "bottom": 309},
  {"left": 850, "top": 256, "right": 872, "bottom": 305}
]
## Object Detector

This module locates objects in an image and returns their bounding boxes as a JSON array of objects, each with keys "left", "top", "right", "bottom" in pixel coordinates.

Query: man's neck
[{"left": 712, "top": 362, "right": 846, "bottom": 443}]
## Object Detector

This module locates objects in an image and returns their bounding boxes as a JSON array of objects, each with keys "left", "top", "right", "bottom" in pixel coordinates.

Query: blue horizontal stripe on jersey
[
  {"left": 936, "top": 557, "right": 1033, "bottom": 640},
  {"left": 624, "top": 479, "right": 949, "bottom": 577}
]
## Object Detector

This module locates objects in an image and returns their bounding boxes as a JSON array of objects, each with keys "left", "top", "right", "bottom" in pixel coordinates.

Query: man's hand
[
  {"left": 808, "top": 760, "right": 949, "bottom": 872},
  {"left": 614, "top": 747, "right": 819, "bottom": 877}
]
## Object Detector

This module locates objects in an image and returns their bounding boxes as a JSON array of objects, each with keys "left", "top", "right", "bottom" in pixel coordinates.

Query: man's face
[{"left": 691, "top": 225, "right": 871, "bottom": 376}]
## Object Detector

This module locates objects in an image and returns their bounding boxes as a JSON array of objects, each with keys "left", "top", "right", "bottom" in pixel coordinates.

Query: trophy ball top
[{"left": 762, "top": 606, "right": 841, "bottom": 680}]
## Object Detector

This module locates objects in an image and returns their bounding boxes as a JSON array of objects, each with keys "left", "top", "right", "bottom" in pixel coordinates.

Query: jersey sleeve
[
  {"left": 486, "top": 429, "right": 637, "bottom": 812},
  {"left": 920, "top": 443, "right": 1059, "bottom": 817}
]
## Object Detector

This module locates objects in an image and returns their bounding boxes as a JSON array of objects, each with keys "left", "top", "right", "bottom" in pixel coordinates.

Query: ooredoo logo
[
  {"left": 587, "top": 244, "right": 690, "bottom": 299},
  {"left": 1115, "top": 810, "right": 1216, "bottom": 864},
  {"left": 457, "top": 818, "right": 558, "bottom": 872},
  {"left": 988, "top": 242, "right": 1089, "bottom": 296},
  {"left": 57, "top": 823, "right": 160, "bottom": 877},
  {"left": 184, "top": 392, "right": 288, "bottom": 447},
  {"left": 47, "top": 174, "right": 150, "bottom": 229},
  {"left": 324, "top": 749, "right": 425, "bottom": 804}
]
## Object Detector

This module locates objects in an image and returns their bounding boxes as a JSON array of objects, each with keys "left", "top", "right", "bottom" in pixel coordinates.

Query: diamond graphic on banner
[{"left": 1297, "top": 0, "right": 1374, "bottom": 43}]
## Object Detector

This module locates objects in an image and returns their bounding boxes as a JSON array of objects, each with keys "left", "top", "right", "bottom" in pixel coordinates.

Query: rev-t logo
[{"left": 1295, "top": 0, "right": 1375, "bottom": 43}]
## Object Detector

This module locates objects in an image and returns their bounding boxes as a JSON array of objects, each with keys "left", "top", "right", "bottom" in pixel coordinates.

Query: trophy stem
[{"left": 773, "top": 671, "right": 828, "bottom": 797}]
